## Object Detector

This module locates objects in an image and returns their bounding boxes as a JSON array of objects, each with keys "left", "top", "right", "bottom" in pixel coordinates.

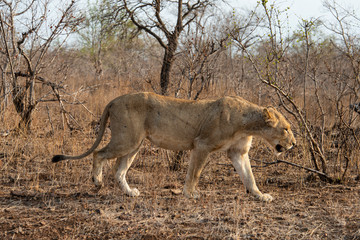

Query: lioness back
[{"left": 110, "top": 92, "right": 218, "bottom": 151}]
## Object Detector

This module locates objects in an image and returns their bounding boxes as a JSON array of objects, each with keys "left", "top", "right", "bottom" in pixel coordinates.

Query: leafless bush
[
  {"left": 1, "top": 0, "right": 359, "bottom": 182},
  {"left": 0, "top": 0, "right": 83, "bottom": 130},
  {"left": 228, "top": 0, "right": 360, "bottom": 182}
]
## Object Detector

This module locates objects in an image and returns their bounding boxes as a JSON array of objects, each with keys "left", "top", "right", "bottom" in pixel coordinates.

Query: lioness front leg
[
  {"left": 228, "top": 149, "right": 273, "bottom": 202},
  {"left": 183, "top": 147, "right": 210, "bottom": 198}
]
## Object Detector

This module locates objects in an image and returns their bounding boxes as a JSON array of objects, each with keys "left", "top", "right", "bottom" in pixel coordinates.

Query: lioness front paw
[
  {"left": 183, "top": 189, "right": 201, "bottom": 199},
  {"left": 126, "top": 188, "right": 140, "bottom": 197},
  {"left": 92, "top": 185, "right": 102, "bottom": 193},
  {"left": 258, "top": 193, "right": 273, "bottom": 202},
  {"left": 91, "top": 178, "right": 103, "bottom": 193},
  {"left": 92, "top": 176, "right": 103, "bottom": 188}
]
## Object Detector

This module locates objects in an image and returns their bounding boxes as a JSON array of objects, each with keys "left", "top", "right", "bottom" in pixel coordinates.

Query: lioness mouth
[{"left": 275, "top": 144, "right": 285, "bottom": 152}]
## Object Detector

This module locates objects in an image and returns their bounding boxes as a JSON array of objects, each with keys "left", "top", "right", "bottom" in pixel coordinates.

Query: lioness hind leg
[
  {"left": 92, "top": 151, "right": 106, "bottom": 188},
  {"left": 113, "top": 148, "right": 140, "bottom": 197},
  {"left": 92, "top": 141, "right": 141, "bottom": 189},
  {"left": 183, "top": 147, "right": 210, "bottom": 198}
]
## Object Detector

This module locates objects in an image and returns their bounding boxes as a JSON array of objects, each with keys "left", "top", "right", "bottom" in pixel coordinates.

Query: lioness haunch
[{"left": 52, "top": 92, "right": 296, "bottom": 202}]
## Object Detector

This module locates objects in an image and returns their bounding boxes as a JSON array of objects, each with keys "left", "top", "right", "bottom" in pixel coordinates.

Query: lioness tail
[
  {"left": 52, "top": 155, "right": 67, "bottom": 163},
  {"left": 51, "top": 103, "right": 111, "bottom": 163}
]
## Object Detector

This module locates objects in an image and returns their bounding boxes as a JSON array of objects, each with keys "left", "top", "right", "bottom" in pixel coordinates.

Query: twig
[
  {"left": 46, "top": 105, "right": 54, "bottom": 134},
  {"left": 218, "top": 158, "right": 334, "bottom": 183},
  {"left": 251, "top": 158, "right": 334, "bottom": 183}
]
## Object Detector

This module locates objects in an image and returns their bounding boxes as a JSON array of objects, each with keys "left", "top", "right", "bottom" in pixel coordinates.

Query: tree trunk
[
  {"left": 1, "top": 63, "right": 9, "bottom": 110},
  {"left": 18, "top": 104, "right": 35, "bottom": 131},
  {"left": 12, "top": 80, "right": 37, "bottom": 132},
  {"left": 160, "top": 42, "right": 177, "bottom": 95}
]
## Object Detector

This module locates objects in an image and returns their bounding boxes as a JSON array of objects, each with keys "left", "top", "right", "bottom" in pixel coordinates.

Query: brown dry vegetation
[
  {"left": 1, "top": 0, "right": 360, "bottom": 239},
  {"left": 1, "top": 84, "right": 360, "bottom": 240}
]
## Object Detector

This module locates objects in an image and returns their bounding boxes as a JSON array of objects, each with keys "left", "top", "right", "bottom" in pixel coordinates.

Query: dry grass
[{"left": 0, "top": 87, "right": 359, "bottom": 240}]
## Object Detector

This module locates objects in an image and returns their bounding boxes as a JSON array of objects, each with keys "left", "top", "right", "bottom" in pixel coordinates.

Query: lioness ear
[{"left": 263, "top": 107, "right": 277, "bottom": 126}]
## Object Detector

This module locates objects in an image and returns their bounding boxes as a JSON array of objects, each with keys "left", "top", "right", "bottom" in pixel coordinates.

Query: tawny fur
[{"left": 52, "top": 92, "right": 296, "bottom": 202}]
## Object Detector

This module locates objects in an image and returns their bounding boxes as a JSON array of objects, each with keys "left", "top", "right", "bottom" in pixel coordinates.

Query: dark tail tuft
[{"left": 52, "top": 155, "right": 67, "bottom": 163}]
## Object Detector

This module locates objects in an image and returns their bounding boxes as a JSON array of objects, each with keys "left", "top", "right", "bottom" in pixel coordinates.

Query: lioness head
[{"left": 262, "top": 107, "right": 296, "bottom": 155}]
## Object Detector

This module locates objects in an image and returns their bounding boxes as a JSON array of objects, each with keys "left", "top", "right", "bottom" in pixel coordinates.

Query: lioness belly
[{"left": 146, "top": 133, "right": 194, "bottom": 151}]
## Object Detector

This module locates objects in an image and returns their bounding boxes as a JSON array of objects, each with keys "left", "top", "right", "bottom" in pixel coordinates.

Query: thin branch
[
  {"left": 251, "top": 158, "right": 332, "bottom": 182},
  {"left": 0, "top": 11, "right": 16, "bottom": 87},
  {"left": 123, "top": 0, "right": 166, "bottom": 49},
  {"left": 154, "top": 0, "right": 170, "bottom": 37},
  {"left": 218, "top": 157, "right": 333, "bottom": 183}
]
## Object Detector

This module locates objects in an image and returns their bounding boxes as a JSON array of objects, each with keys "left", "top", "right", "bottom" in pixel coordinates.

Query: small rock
[
  {"left": 170, "top": 189, "right": 182, "bottom": 195},
  {"left": 95, "top": 209, "right": 104, "bottom": 215}
]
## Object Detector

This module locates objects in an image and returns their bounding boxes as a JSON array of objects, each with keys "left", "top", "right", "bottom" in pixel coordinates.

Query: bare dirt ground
[{"left": 1, "top": 132, "right": 359, "bottom": 240}]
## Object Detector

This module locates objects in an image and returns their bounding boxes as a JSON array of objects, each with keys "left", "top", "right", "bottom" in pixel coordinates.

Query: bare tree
[
  {"left": 78, "top": 0, "right": 135, "bottom": 82},
  {"left": 323, "top": 0, "right": 360, "bottom": 99},
  {"left": 0, "top": 0, "right": 83, "bottom": 130},
  {"left": 122, "top": 0, "right": 218, "bottom": 95},
  {"left": 230, "top": 0, "right": 335, "bottom": 181},
  {"left": 322, "top": 0, "right": 360, "bottom": 180},
  {"left": 174, "top": 11, "right": 229, "bottom": 99},
  {"left": 228, "top": 0, "right": 360, "bottom": 182}
]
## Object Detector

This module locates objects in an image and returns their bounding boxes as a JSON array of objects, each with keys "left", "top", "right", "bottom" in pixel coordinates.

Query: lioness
[{"left": 52, "top": 92, "right": 295, "bottom": 202}]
